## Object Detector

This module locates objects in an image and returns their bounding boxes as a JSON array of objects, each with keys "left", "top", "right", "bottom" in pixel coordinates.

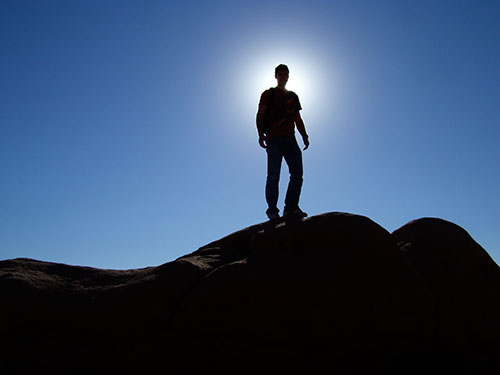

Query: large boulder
[
  {"left": 169, "top": 213, "right": 435, "bottom": 372},
  {"left": 392, "top": 218, "right": 500, "bottom": 371}
]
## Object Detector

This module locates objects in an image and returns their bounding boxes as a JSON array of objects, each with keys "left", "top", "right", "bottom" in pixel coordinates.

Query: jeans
[{"left": 265, "top": 135, "right": 303, "bottom": 214}]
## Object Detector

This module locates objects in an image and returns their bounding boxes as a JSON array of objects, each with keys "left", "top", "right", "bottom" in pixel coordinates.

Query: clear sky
[{"left": 1, "top": 0, "right": 499, "bottom": 269}]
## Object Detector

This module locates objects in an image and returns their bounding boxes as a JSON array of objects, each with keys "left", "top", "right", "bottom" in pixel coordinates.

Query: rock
[
  {"left": 392, "top": 218, "right": 500, "bottom": 371},
  {"left": 0, "top": 212, "right": 498, "bottom": 373},
  {"left": 170, "top": 213, "right": 435, "bottom": 372}
]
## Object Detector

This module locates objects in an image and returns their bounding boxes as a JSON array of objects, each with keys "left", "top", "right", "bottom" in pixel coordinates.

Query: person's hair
[{"left": 275, "top": 64, "right": 289, "bottom": 75}]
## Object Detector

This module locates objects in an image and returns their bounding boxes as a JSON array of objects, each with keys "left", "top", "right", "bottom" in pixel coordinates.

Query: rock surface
[{"left": 1, "top": 212, "right": 499, "bottom": 373}]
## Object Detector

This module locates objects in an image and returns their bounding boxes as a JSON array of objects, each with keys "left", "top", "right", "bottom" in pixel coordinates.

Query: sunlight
[
  {"left": 227, "top": 40, "right": 335, "bottom": 136},
  {"left": 214, "top": 30, "right": 341, "bottom": 147},
  {"left": 247, "top": 53, "right": 322, "bottom": 117}
]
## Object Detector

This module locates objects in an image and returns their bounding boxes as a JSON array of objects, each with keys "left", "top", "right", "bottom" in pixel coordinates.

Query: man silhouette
[{"left": 256, "top": 64, "right": 309, "bottom": 220}]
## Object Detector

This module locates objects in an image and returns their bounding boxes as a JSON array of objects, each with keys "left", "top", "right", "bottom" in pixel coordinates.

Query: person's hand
[
  {"left": 259, "top": 135, "right": 268, "bottom": 149},
  {"left": 302, "top": 135, "right": 309, "bottom": 150}
]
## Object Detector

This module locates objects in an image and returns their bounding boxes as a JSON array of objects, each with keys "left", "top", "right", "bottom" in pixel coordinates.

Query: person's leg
[
  {"left": 283, "top": 136, "right": 303, "bottom": 211},
  {"left": 265, "top": 138, "right": 283, "bottom": 216}
]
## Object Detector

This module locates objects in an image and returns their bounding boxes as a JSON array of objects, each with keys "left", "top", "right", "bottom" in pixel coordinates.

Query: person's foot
[
  {"left": 266, "top": 208, "right": 280, "bottom": 220},
  {"left": 283, "top": 207, "right": 308, "bottom": 218}
]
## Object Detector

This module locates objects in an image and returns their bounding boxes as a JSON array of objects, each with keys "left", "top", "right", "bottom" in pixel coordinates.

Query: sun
[
  {"left": 249, "top": 57, "right": 316, "bottom": 111},
  {"left": 232, "top": 43, "right": 331, "bottom": 129},
  {"left": 220, "top": 35, "right": 335, "bottom": 140}
]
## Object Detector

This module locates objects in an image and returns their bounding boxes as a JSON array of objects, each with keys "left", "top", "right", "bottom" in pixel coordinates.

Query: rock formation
[{"left": 1, "top": 212, "right": 499, "bottom": 373}]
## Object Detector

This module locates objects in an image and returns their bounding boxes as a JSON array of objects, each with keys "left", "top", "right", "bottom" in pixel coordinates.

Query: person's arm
[
  {"left": 295, "top": 111, "right": 309, "bottom": 150},
  {"left": 256, "top": 103, "right": 267, "bottom": 137},
  {"left": 256, "top": 100, "right": 268, "bottom": 149}
]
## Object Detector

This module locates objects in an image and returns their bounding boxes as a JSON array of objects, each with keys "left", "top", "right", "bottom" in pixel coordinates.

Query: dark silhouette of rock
[
  {"left": 392, "top": 218, "right": 500, "bottom": 371},
  {"left": 1, "top": 212, "right": 498, "bottom": 374}
]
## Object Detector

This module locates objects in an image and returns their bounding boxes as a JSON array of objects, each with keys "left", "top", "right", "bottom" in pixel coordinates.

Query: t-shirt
[{"left": 259, "top": 88, "right": 302, "bottom": 138}]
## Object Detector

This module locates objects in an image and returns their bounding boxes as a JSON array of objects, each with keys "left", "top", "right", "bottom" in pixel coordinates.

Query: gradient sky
[{"left": 1, "top": 0, "right": 499, "bottom": 269}]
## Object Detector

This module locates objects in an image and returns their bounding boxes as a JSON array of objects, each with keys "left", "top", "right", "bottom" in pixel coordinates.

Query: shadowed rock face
[
  {"left": 392, "top": 218, "right": 500, "bottom": 367},
  {"left": 1, "top": 212, "right": 499, "bottom": 373}
]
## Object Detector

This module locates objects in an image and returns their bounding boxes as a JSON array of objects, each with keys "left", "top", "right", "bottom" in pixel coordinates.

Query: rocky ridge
[{"left": 1, "top": 212, "right": 499, "bottom": 373}]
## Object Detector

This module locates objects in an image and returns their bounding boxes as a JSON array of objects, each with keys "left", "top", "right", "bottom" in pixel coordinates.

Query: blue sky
[{"left": 1, "top": 0, "right": 499, "bottom": 269}]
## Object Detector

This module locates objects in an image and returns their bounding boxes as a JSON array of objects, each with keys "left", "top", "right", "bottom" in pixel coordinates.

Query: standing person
[{"left": 256, "top": 64, "right": 310, "bottom": 220}]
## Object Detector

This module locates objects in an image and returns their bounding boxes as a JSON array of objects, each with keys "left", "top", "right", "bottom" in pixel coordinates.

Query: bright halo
[
  {"left": 233, "top": 44, "right": 330, "bottom": 129},
  {"left": 249, "top": 56, "right": 318, "bottom": 113},
  {"left": 220, "top": 34, "right": 336, "bottom": 140}
]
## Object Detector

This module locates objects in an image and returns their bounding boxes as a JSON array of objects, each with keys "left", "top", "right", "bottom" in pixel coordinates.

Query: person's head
[{"left": 275, "top": 64, "right": 289, "bottom": 87}]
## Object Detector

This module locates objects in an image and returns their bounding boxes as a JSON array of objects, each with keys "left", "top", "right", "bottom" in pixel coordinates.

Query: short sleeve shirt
[{"left": 259, "top": 88, "right": 302, "bottom": 138}]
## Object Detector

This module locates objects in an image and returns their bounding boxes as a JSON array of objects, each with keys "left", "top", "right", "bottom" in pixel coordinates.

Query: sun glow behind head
[
  {"left": 249, "top": 55, "right": 322, "bottom": 114},
  {"left": 214, "top": 30, "right": 339, "bottom": 145},
  {"left": 228, "top": 40, "right": 333, "bottom": 132}
]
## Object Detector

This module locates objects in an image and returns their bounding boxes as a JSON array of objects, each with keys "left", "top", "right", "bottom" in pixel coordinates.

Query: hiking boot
[
  {"left": 266, "top": 208, "right": 280, "bottom": 220},
  {"left": 283, "top": 207, "right": 308, "bottom": 218}
]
